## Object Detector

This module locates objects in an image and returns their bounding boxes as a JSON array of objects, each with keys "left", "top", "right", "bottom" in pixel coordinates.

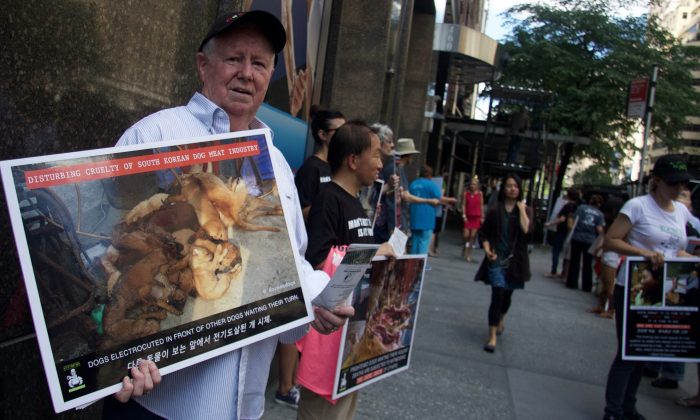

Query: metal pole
[
  {"left": 435, "top": 122, "right": 445, "bottom": 175},
  {"left": 446, "top": 130, "right": 459, "bottom": 198},
  {"left": 637, "top": 65, "right": 658, "bottom": 196},
  {"left": 477, "top": 81, "right": 495, "bottom": 178},
  {"left": 543, "top": 140, "right": 561, "bottom": 246}
]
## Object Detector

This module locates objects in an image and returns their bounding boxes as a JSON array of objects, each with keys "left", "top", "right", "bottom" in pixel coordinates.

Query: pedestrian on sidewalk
[
  {"left": 566, "top": 194, "right": 605, "bottom": 292},
  {"left": 370, "top": 123, "right": 396, "bottom": 243},
  {"left": 590, "top": 195, "right": 625, "bottom": 318},
  {"left": 474, "top": 174, "right": 533, "bottom": 353},
  {"left": 429, "top": 172, "right": 450, "bottom": 257},
  {"left": 642, "top": 185, "right": 700, "bottom": 393},
  {"left": 408, "top": 165, "right": 454, "bottom": 255},
  {"left": 675, "top": 364, "right": 700, "bottom": 408},
  {"left": 544, "top": 189, "right": 578, "bottom": 278},
  {"left": 462, "top": 176, "right": 484, "bottom": 263},
  {"left": 601, "top": 154, "right": 695, "bottom": 420}
]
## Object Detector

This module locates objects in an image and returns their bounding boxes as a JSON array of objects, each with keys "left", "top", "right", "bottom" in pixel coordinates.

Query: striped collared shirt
[{"left": 116, "top": 93, "right": 327, "bottom": 419}]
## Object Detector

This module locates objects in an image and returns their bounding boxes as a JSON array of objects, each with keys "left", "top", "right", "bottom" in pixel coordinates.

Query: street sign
[{"left": 627, "top": 78, "right": 649, "bottom": 119}]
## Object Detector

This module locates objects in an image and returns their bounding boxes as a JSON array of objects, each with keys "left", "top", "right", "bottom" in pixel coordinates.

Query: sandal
[
  {"left": 600, "top": 311, "right": 614, "bottom": 319},
  {"left": 675, "top": 396, "right": 700, "bottom": 408}
]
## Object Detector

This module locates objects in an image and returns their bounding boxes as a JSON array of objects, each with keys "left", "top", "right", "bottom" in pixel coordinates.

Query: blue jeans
[
  {"left": 410, "top": 229, "right": 433, "bottom": 254},
  {"left": 645, "top": 361, "right": 685, "bottom": 381},
  {"left": 550, "top": 234, "right": 565, "bottom": 274},
  {"left": 488, "top": 264, "right": 507, "bottom": 289}
]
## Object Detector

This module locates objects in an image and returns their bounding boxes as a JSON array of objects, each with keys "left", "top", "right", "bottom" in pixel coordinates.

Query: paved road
[{"left": 263, "top": 228, "right": 698, "bottom": 419}]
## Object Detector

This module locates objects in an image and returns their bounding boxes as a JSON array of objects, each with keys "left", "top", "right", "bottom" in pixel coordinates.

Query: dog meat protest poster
[
  {"left": 622, "top": 257, "right": 700, "bottom": 362},
  {"left": 333, "top": 255, "right": 426, "bottom": 399},
  {"left": 0, "top": 129, "right": 313, "bottom": 412}
]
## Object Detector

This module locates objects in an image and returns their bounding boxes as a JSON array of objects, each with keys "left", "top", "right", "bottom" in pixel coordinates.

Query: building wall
[
  {"left": 320, "top": 0, "right": 437, "bottom": 177},
  {"left": 0, "top": 1, "right": 254, "bottom": 417},
  {"left": 0, "top": 1, "right": 440, "bottom": 415},
  {"left": 650, "top": 0, "right": 700, "bottom": 163},
  {"left": 399, "top": 9, "right": 437, "bottom": 172},
  {"left": 319, "top": 0, "right": 394, "bottom": 120}
]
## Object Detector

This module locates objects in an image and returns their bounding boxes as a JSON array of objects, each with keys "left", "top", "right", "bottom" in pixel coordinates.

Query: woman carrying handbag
[{"left": 473, "top": 174, "right": 533, "bottom": 353}]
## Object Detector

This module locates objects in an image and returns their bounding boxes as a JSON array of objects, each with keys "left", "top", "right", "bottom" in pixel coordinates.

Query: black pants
[
  {"left": 603, "top": 285, "right": 643, "bottom": 418},
  {"left": 103, "top": 397, "right": 164, "bottom": 420},
  {"left": 567, "top": 239, "right": 593, "bottom": 292},
  {"left": 488, "top": 287, "right": 513, "bottom": 326}
]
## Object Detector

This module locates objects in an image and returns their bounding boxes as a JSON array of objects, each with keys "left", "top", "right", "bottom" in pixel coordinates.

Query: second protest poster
[
  {"left": 333, "top": 255, "right": 426, "bottom": 399},
  {"left": 622, "top": 256, "right": 700, "bottom": 362}
]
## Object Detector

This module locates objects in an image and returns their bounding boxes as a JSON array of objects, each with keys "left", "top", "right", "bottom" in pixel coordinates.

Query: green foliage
[
  {"left": 572, "top": 164, "right": 613, "bottom": 186},
  {"left": 499, "top": 0, "right": 700, "bottom": 165}
]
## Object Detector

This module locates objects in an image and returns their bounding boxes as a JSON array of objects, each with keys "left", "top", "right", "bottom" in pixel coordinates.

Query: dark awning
[{"left": 489, "top": 85, "right": 555, "bottom": 107}]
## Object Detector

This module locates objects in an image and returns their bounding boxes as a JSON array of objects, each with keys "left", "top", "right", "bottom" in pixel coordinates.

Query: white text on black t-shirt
[{"left": 348, "top": 217, "right": 373, "bottom": 238}]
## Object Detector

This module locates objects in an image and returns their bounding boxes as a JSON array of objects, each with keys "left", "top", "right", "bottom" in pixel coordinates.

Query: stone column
[
  {"left": 398, "top": 9, "right": 436, "bottom": 178},
  {"left": 318, "top": 0, "right": 393, "bottom": 122}
]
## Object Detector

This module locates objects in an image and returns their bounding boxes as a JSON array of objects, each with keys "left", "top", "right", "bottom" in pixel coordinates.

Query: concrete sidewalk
[{"left": 263, "top": 228, "right": 698, "bottom": 420}]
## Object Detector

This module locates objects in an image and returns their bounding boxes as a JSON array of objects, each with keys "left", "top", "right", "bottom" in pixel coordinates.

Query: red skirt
[{"left": 464, "top": 214, "right": 481, "bottom": 230}]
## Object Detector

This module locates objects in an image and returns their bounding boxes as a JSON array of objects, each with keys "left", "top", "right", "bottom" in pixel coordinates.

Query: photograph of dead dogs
[
  {"left": 341, "top": 257, "right": 424, "bottom": 370},
  {"left": 7, "top": 136, "right": 301, "bottom": 366}
]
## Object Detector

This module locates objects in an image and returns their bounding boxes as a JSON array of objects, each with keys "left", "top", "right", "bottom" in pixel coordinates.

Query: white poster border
[
  {"left": 331, "top": 254, "right": 427, "bottom": 399},
  {"left": 0, "top": 128, "right": 314, "bottom": 412},
  {"left": 621, "top": 256, "right": 699, "bottom": 363}
]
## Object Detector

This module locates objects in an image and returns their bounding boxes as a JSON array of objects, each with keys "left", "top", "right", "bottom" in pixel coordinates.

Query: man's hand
[
  {"left": 311, "top": 304, "right": 355, "bottom": 335},
  {"left": 114, "top": 360, "right": 161, "bottom": 403},
  {"left": 391, "top": 174, "right": 400, "bottom": 187},
  {"left": 485, "top": 250, "right": 498, "bottom": 262},
  {"left": 376, "top": 242, "right": 397, "bottom": 259}
]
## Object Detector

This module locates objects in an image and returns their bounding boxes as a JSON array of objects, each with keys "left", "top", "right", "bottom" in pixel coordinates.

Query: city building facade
[{"left": 650, "top": 0, "right": 700, "bottom": 169}]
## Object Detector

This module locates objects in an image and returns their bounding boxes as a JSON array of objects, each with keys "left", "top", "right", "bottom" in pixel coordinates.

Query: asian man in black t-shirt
[
  {"left": 305, "top": 121, "right": 394, "bottom": 267},
  {"left": 299, "top": 121, "right": 395, "bottom": 419}
]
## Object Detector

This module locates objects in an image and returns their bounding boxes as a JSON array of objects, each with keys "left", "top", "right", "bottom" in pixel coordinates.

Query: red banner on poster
[{"left": 24, "top": 141, "right": 260, "bottom": 189}]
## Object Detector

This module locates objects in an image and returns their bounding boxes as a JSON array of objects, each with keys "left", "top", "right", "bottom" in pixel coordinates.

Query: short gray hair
[
  {"left": 370, "top": 123, "right": 393, "bottom": 144},
  {"left": 201, "top": 37, "right": 216, "bottom": 57}
]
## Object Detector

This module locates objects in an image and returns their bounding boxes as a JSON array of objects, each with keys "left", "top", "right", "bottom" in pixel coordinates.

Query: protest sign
[
  {"left": 333, "top": 255, "right": 426, "bottom": 399},
  {"left": 622, "top": 257, "right": 699, "bottom": 362},
  {"left": 312, "top": 244, "right": 378, "bottom": 310},
  {"left": 0, "top": 129, "right": 313, "bottom": 412}
]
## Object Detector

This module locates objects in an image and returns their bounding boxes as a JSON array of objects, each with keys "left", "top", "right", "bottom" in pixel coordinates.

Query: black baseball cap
[
  {"left": 198, "top": 11, "right": 287, "bottom": 55},
  {"left": 652, "top": 154, "right": 690, "bottom": 184}
]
